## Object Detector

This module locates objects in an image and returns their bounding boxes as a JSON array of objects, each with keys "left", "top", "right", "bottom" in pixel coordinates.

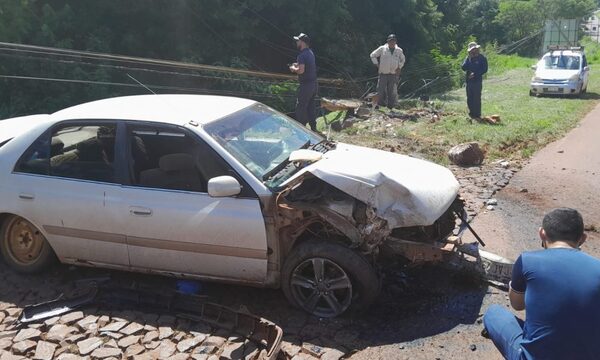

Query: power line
[
  {"left": 0, "top": 41, "right": 343, "bottom": 85},
  {"left": 0, "top": 74, "right": 298, "bottom": 99}
]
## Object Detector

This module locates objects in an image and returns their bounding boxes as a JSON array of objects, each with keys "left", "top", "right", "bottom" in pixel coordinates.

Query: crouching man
[{"left": 483, "top": 208, "right": 600, "bottom": 360}]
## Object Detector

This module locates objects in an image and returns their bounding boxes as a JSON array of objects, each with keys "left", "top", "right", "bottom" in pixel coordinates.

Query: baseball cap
[
  {"left": 293, "top": 33, "right": 310, "bottom": 43},
  {"left": 387, "top": 34, "right": 397, "bottom": 41}
]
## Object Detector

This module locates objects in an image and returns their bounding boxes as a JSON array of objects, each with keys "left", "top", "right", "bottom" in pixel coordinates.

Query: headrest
[
  {"left": 50, "top": 137, "right": 64, "bottom": 155},
  {"left": 159, "top": 153, "right": 195, "bottom": 172}
]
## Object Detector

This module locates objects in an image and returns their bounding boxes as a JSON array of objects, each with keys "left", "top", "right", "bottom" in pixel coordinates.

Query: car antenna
[{"left": 127, "top": 73, "right": 156, "bottom": 95}]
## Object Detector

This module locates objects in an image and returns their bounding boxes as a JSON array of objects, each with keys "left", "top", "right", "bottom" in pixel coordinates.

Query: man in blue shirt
[
  {"left": 461, "top": 42, "right": 488, "bottom": 120},
  {"left": 289, "top": 33, "right": 318, "bottom": 131},
  {"left": 483, "top": 208, "right": 600, "bottom": 360}
]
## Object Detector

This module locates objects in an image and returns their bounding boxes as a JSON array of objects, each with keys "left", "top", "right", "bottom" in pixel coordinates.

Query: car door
[
  {"left": 582, "top": 55, "right": 590, "bottom": 89},
  {"left": 121, "top": 123, "right": 268, "bottom": 283},
  {"left": 11, "top": 120, "right": 130, "bottom": 266}
]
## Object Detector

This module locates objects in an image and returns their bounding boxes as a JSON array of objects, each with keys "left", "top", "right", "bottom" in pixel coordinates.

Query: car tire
[
  {"left": 281, "top": 240, "right": 380, "bottom": 317},
  {"left": 0, "top": 215, "right": 55, "bottom": 273},
  {"left": 529, "top": 90, "right": 535, "bottom": 97}
]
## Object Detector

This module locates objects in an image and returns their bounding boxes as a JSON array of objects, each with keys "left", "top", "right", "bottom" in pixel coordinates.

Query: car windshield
[
  {"left": 540, "top": 55, "right": 581, "bottom": 70},
  {"left": 204, "top": 103, "right": 322, "bottom": 181}
]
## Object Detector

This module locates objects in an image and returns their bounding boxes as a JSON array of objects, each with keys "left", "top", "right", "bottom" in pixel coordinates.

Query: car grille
[{"left": 542, "top": 79, "right": 568, "bottom": 84}]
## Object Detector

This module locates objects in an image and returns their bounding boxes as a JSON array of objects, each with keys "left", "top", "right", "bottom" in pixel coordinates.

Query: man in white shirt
[{"left": 370, "top": 34, "right": 406, "bottom": 109}]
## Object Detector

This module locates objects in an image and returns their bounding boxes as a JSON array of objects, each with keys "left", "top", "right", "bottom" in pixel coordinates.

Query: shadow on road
[{"left": 0, "top": 260, "right": 486, "bottom": 357}]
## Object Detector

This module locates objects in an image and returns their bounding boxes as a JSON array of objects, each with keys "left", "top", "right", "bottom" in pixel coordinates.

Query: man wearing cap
[
  {"left": 370, "top": 34, "right": 406, "bottom": 109},
  {"left": 483, "top": 208, "right": 600, "bottom": 359},
  {"left": 289, "top": 33, "right": 318, "bottom": 131},
  {"left": 461, "top": 42, "right": 488, "bottom": 119}
]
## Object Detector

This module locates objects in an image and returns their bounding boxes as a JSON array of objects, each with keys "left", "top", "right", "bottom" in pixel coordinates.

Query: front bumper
[{"left": 530, "top": 80, "right": 581, "bottom": 95}]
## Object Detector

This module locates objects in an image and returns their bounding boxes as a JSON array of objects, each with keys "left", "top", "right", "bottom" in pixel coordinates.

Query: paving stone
[
  {"left": 0, "top": 313, "right": 4, "bottom": 325},
  {"left": 97, "top": 316, "right": 110, "bottom": 328},
  {"left": 28, "top": 323, "right": 44, "bottom": 329},
  {"left": 104, "top": 339, "right": 118, "bottom": 348},
  {"left": 4, "top": 309, "right": 20, "bottom": 317},
  {"left": 281, "top": 341, "right": 301, "bottom": 357},
  {"left": 43, "top": 316, "right": 59, "bottom": 327},
  {"left": 0, "top": 303, "right": 13, "bottom": 311},
  {"left": 219, "top": 341, "right": 244, "bottom": 360},
  {"left": 157, "top": 340, "right": 176, "bottom": 359},
  {"left": 159, "top": 327, "right": 174, "bottom": 340},
  {"left": 76, "top": 315, "right": 99, "bottom": 331},
  {"left": 0, "top": 351, "right": 25, "bottom": 360},
  {"left": 65, "top": 334, "right": 86, "bottom": 343},
  {"left": 13, "top": 328, "right": 41, "bottom": 342},
  {"left": 142, "top": 331, "right": 158, "bottom": 344},
  {"left": 202, "top": 336, "right": 226, "bottom": 348},
  {"left": 33, "top": 341, "right": 57, "bottom": 360},
  {"left": 47, "top": 324, "right": 78, "bottom": 342},
  {"left": 120, "top": 322, "right": 144, "bottom": 335},
  {"left": 77, "top": 337, "right": 103, "bottom": 355},
  {"left": 176, "top": 336, "right": 205, "bottom": 353},
  {"left": 302, "top": 341, "right": 326, "bottom": 358},
  {"left": 133, "top": 349, "right": 160, "bottom": 360},
  {"left": 56, "top": 354, "right": 83, "bottom": 360},
  {"left": 53, "top": 346, "right": 69, "bottom": 357},
  {"left": 321, "top": 349, "right": 346, "bottom": 360},
  {"left": 0, "top": 331, "right": 16, "bottom": 340},
  {"left": 90, "top": 347, "right": 121, "bottom": 359},
  {"left": 99, "top": 332, "right": 123, "bottom": 340},
  {"left": 2, "top": 317, "right": 16, "bottom": 326},
  {"left": 12, "top": 340, "right": 37, "bottom": 354},
  {"left": 125, "top": 343, "right": 145, "bottom": 357},
  {"left": 99, "top": 321, "right": 127, "bottom": 333},
  {"left": 190, "top": 355, "right": 210, "bottom": 360},
  {"left": 192, "top": 345, "right": 216, "bottom": 356},
  {"left": 118, "top": 335, "right": 141, "bottom": 348},
  {"left": 143, "top": 325, "right": 157, "bottom": 332},
  {"left": 144, "top": 341, "right": 161, "bottom": 350},
  {"left": 0, "top": 339, "right": 11, "bottom": 350},
  {"left": 59, "top": 312, "right": 84, "bottom": 325},
  {"left": 168, "top": 354, "right": 189, "bottom": 360},
  {"left": 173, "top": 331, "right": 185, "bottom": 342}
]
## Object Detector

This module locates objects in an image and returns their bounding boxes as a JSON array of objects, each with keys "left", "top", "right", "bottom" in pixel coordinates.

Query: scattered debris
[
  {"left": 486, "top": 199, "right": 498, "bottom": 206},
  {"left": 476, "top": 115, "right": 501, "bottom": 125},
  {"left": 486, "top": 205, "right": 495, "bottom": 211},
  {"left": 448, "top": 142, "right": 485, "bottom": 167}
]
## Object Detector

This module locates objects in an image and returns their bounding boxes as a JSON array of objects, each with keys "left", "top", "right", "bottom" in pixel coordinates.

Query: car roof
[
  {"left": 545, "top": 50, "right": 583, "bottom": 57},
  {"left": 51, "top": 94, "right": 257, "bottom": 126}
]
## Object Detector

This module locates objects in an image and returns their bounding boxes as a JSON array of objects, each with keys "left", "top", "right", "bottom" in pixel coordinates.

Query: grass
[{"left": 320, "top": 64, "right": 600, "bottom": 165}]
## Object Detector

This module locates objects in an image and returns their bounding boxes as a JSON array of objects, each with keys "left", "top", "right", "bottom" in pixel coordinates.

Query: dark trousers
[
  {"left": 295, "top": 82, "right": 318, "bottom": 131},
  {"left": 466, "top": 80, "right": 482, "bottom": 118},
  {"left": 377, "top": 73, "right": 399, "bottom": 108}
]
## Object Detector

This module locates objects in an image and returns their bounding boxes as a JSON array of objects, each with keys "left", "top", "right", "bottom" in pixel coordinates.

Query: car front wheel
[
  {"left": 281, "top": 240, "right": 380, "bottom": 317},
  {"left": 0, "top": 215, "right": 55, "bottom": 273}
]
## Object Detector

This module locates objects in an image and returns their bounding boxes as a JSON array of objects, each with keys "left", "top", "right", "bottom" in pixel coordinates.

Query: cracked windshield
[{"left": 204, "top": 103, "right": 321, "bottom": 181}]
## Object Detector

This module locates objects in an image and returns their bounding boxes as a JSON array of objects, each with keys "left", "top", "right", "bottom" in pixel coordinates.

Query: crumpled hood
[
  {"left": 298, "top": 143, "right": 460, "bottom": 228},
  {"left": 536, "top": 69, "right": 579, "bottom": 80}
]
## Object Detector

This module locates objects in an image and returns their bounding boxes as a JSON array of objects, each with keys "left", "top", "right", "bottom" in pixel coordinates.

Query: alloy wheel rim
[
  {"left": 6, "top": 218, "right": 44, "bottom": 265},
  {"left": 290, "top": 257, "right": 352, "bottom": 317}
]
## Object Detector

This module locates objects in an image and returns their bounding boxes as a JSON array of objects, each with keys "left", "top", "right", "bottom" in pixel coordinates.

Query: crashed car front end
[{"left": 275, "top": 142, "right": 512, "bottom": 285}]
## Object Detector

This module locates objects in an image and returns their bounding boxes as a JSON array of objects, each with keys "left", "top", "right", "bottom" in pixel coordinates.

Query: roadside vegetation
[{"left": 324, "top": 44, "right": 600, "bottom": 164}]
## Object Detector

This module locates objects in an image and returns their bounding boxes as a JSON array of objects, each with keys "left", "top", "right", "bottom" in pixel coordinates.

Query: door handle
[
  {"left": 129, "top": 207, "right": 152, "bottom": 216},
  {"left": 18, "top": 193, "right": 34, "bottom": 200}
]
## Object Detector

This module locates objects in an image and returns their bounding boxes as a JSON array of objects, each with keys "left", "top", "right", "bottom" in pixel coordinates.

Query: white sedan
[{"left": 0, "top": 95, "right": 465, "bottom": 317}]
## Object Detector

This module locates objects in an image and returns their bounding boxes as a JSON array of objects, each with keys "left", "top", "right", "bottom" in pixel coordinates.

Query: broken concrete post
[{"left": 448, "top": 142, "right": 484, "bottom": 167}]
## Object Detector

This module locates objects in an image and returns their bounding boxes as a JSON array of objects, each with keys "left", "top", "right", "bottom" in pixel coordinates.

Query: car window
[
  {"left": 541, "top": 55, "right": 581, "bottom": 70},
  {"left": 127, "top": 125, "right": 233, "bottom": 193},
  {"left": 16, "top": 123, "right": 118, "bottom": 183},
  {"left": 204, "top": 103, "right": 321, "bottom": 180}
]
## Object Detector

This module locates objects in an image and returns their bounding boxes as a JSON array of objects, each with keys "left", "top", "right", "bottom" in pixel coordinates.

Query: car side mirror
[
  {"left": 208, "top": 176, "right": 241, "bottom": 197},
  {"left": 584, "top": 66, "right": 590, "bottom": 71}
]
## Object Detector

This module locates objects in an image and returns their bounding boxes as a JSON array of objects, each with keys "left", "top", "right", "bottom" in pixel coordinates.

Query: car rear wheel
[
  {"left": 0, "top": 215, "right": 55, "bottom": 273},
  {"left": 281, "top": 240, "right": 380, "bottom": 317}
]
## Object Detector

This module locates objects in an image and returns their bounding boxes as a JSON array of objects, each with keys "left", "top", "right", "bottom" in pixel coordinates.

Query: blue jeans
[{"left": 483, "top": 304, "right": 526, "bottom": 360}]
